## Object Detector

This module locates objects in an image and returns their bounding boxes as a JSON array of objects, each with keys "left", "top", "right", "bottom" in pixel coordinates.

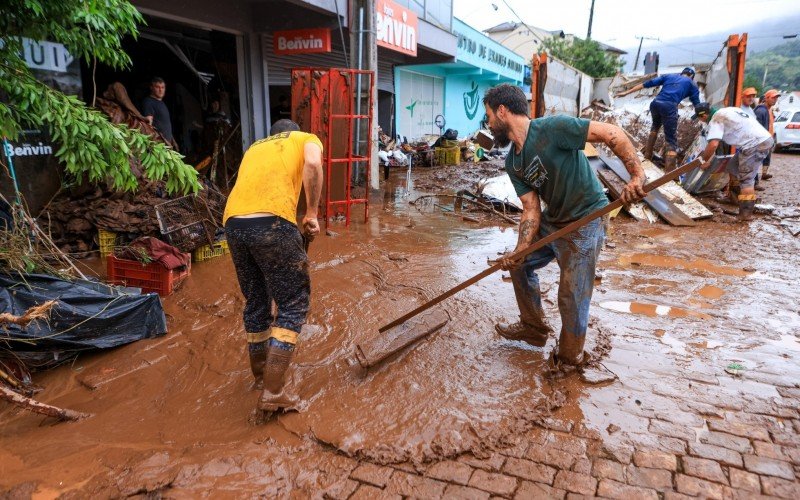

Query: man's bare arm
[
  {"left": 615, "top": 83, "right": 644, "bottom": 97},
  {"left": 301, "top": 142, "right": 323, "bottom": 235},
  {"left": 500, "top": 190, "right": 541, "bottom": 271},
  {"left": 516, "top": 191, "right": 541, "bottom": 251},
  {"left": 587, "top": 121, "right": 647, "bottom": 203},
  {"left": 699, "top": 139, "right": 720, "bottom": 168}
]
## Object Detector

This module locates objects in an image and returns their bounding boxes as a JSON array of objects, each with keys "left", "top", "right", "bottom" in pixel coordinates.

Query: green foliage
[
  {"left": 541, "top": 37, "right": 624, "bottom": 78},
  {"left": 744, "top": 40, "right": 800, "bottom": 92},
  {"left": 742, "top": 74, "right": 763, "bottom": 96},
  {"left": 0, "top": 0, "right": 200, "bottom": 194}
]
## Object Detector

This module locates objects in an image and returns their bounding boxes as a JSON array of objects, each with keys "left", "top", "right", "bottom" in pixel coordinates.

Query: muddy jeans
[
  {"left": 650, "top": 100, "right": 679, "bottom": 150},
  {"left": 728, "top": 138, "right": 774, "bottom": 188},
  {"left": 225, "top": 216, "right": 310, "bottom": 336},
  {"left": 510, "top": 217, "right": 606, "bottom": 354}
]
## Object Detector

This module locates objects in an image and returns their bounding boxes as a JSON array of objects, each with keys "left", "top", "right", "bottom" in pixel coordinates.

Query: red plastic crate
[{"left": 107, "top": 255, "right": 191, "bottom": 296}]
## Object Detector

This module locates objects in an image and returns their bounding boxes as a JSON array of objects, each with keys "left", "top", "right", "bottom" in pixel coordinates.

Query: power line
[{"left": 500, "top": 0, "right": 540, "bottom": 41}]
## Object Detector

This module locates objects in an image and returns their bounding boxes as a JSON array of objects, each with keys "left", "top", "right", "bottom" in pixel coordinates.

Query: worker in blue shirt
[{"left": 616, "top": 67, "right": 701, "bottom": 171}]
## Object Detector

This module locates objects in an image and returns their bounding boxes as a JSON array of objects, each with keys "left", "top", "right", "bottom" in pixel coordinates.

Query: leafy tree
[
  {"left": 744, "top": 40, "right": 800, "bottom": 92},
  {"left": 0, "top": 0, "right": 200, "bottom": 194},
  {"left": 742, "top": 74, "right": 762, "bottom": 96},
  {"left": 541, "top": 37, "right": 624, "bottom": 78}
]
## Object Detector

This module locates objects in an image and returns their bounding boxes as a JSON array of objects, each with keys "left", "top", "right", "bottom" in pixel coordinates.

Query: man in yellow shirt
[{"left": 223, "top": 119, "right": 323, "bottom": 418}]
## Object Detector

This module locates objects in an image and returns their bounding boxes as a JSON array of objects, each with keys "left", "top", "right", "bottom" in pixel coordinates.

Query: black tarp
[{"left": 0, "top": 274, "right": 167, "bottom": 368}]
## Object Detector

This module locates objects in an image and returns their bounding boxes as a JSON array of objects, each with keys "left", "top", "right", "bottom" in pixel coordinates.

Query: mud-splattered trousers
[
  {"left": 510, "top": 217, "right": 606, "bottom": 354},
  {"left": 728, "top": 138, "right": 774, "bottom": 188},
  {"left": 225, "top": 216, "right": 310, "bottom": 341},
  {"left": 650, "top": 100, "right": 679, "bottom": 150}
]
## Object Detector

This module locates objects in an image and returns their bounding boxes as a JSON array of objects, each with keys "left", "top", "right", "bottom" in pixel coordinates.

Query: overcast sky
[{"left": 454, "top": 0, "right": 800, "bottom": 55}]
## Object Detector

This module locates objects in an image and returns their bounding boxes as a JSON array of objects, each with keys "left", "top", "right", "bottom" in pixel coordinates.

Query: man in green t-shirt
[{"left": 485, "top": 84, "right": 646, "bottom": 365}]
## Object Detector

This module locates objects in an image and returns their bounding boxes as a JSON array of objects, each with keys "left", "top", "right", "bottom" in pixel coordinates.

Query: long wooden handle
[{"left": 378, "top": 158, "right": 701, "bottom": 332}]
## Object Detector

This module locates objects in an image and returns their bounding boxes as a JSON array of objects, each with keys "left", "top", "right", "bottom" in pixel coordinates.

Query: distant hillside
[
  {"left": 621, "top": 12, "right": 800, "bottom": 72},
  {"left": 744, "top": 40, "right": 800, "bottom": 92}
]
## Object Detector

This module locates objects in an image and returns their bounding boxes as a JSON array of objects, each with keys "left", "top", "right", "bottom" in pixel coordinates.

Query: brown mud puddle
[
  {"left": 619, "top": 253, "right": 751, "bottom": 277},
  {"left": 697, "top": 284, "right": 725, "bottom": 299},
  {"left": 598, "top": 300, "right": 711, "bottom": 319}
]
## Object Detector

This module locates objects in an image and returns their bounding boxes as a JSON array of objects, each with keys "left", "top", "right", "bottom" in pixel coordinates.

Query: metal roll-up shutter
[
  {"left": 377, "top": 57, "right": 395, "bottom": 93},
  {"left": 263, "top": 33, "right": 350, "bottom": 86}
]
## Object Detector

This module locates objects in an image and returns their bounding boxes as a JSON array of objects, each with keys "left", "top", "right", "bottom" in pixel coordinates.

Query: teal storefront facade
[{"left": 394, "top": 18, "right": 526, "bottom": 140}]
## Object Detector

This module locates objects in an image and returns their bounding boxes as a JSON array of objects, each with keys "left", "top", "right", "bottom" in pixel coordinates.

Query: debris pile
[
  {"left": 37, "top": 83, "right": 226, "bottom": 258},
  {"left": 584, "top": 72, "right": 704, "bottom": 166},
  {"left": 380, "top": 127, "right": 503, "bottom": 169}
]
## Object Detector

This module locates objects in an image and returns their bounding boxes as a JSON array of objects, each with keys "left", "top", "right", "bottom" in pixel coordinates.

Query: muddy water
[
  {"left": 0, "top": 170, "right": 571, "bottom": 495},
  {"left": 281, "top": 206, "right": 564, "bottom": 464},
  {"left": 3, "top": 157, "right": 800, "bottom": 496}
]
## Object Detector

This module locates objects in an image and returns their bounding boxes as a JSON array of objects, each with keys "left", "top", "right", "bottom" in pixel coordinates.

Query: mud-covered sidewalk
[{"left": 2, "top": 155, "right": 800, "bottom": 499}]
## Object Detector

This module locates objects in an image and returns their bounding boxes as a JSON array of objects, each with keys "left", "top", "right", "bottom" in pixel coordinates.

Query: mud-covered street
[{"left": 2, "top": 154, "right": 800, "bottom": 499}]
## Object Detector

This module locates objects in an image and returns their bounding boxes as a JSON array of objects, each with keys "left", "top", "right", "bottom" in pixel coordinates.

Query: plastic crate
[
  {"left": 107, "top": 255, "right": 191, "bottom": 296},
  {"left": 193, "top": 240, "right": 229, "bottom": 262},
  {"left": 97, "top": 229, "right": 117, "bottom": 256},
  {"left": 434, "top": 146, "right": 461, "bottom": 166}
]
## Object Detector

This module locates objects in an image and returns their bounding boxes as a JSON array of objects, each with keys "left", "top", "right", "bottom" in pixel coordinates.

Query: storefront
[{"left": 394, "top": 18, "right": 526, "bottom": 140}]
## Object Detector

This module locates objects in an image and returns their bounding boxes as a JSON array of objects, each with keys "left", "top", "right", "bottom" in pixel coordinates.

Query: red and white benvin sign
[
  {"left": 273, "top": 28, "right": 332, "bottom": 55},
  {"left": 376, "top": 0, "right": 418, "bottom": 57}
]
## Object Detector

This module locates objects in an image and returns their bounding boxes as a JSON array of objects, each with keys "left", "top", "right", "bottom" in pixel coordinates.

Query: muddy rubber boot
[
  {"left": 728, "top": 184, "right": 741, "bottom": 206},
  {"left": 664, "top": 150, "right": 677, "bottom": 172},
  {"left": 643, "top": 131, "right": 657, "bottom": 160},
  {"left": 257, "top": 339, "right": 296, "bottom": 415},
  {"left": 737, "top": 195, "right": 756, "bottom": 222},
  {"left": 555, "top": 332, "right": 587, "bottom": 366},
  {"left": 761, "top": 166, "right": 772, "bottom": 180},
  {"left": 495, "top": 321, "right": 551, "bottom": 347},
  {"left": 248, "top": 341, "right": 268, "bottom": 388}
]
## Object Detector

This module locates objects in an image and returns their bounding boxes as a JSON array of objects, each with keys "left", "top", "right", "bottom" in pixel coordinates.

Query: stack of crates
[
  {"left": 107, "top": 255, "right": 191, "bottom": 296},
  {"left": 97, "top": 229, "right": 117, "bottom": 256},
  {"left": 192, "top": 240, "right": 230, "bottom": 262},
  {"left": 434, "top": 139, "right": 461, "bottom": 166}
]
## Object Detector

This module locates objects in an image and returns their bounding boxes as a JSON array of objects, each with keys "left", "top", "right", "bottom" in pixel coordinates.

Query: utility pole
[
  {"left": 633, "top": 36, "right": 659, "bottom": 72},
  {"left": 349, "top": 0, "right": 379, "bottom": 190},
  {"left": 587, "top": 0, "right": 596, "bottom": 40}
]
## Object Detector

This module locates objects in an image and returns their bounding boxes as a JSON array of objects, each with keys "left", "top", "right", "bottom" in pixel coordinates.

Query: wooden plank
[
  {"left": 584, "top": 142, "right": 599, "bottom": 158},
  {"left": 596, "top": 152, "right": 696, "bottom": 226},
  {"left": 590, "top": 157, "right": 655, "bottom": 222},
  {"left": 354, "top": 309, "right": 450, "bottom": 368}
]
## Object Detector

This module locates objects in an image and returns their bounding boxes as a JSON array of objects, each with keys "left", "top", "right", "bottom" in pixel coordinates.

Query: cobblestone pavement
[{"left": 323, "top": 153, "right": 800, "bottom": 499}]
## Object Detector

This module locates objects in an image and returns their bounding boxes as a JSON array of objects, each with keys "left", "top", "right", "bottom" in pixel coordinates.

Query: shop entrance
[{"left": 83, "top": 15, "right": 243, "bottom": 191}]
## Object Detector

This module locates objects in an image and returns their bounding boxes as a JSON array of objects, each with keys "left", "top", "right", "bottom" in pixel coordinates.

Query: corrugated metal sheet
[
  {"left": 263, "top": 33, "right": 349, "bottom": 86},
  {"left": 263, "top": 34, "right": 398, "bottom": 93},
  {"left": 377, "top": 57, "right": 396, "bottom": 93},
  {"left": 541, "top": 58, "right": 593, "bottom": 117}
]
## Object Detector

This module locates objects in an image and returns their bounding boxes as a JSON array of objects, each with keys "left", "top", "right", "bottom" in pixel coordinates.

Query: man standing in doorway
[
  {"left": 754, "top": 89, "right": 779, "bottom": 180},
  {"left": 616, "top": 67, "right": 700, "bottom": 171},
  {"left": 223, "top": 119, "right": 323, "bottom": 418},
  {"left": 142, "top": 77, "right": 178, "bottom": 151},
  {"left": 485, "top": 84, "right": 646, "bottom": 365},
  {"left": 694, "top": 103, "right": 773, "bottom": 221}
]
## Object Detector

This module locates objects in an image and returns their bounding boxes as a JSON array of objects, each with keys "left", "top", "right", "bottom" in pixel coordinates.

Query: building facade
[{"left": 394, "top": 18, "right": 526, "bottom": 140}]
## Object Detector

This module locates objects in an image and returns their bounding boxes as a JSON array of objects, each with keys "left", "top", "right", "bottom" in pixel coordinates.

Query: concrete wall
[{"left": 443, "top": 76, "right": 493, "bottom": 136}]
